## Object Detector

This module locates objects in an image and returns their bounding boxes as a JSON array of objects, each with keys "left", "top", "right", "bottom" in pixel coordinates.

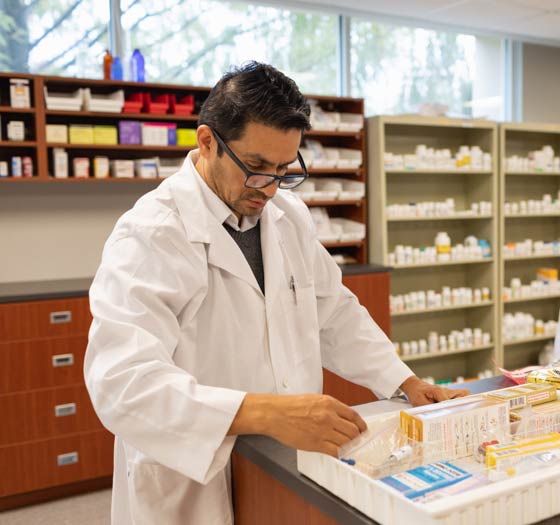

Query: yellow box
[
  {"left": 45, "top": 124, "right": 68, "bottom": 143},
  {"left": 485, "top": 432, "right": 560, "bottom": 467},
  {"left": 69, "top": 125, "right": 94, "bottom": 144},
  {"left": 93, "top": 125, "right": 118, "bottom": 145},
  {"left": 488, "top": 440, "right": 560, "bottom": 468},
  {"left": 537, "top": 267, "right": 558, "bottom": 281},
  {"left": 485, "top": 383, "right": 557, "bottom": 410},
  {"left": 177, "top": 128, "right": 197, "bottom": 147}
]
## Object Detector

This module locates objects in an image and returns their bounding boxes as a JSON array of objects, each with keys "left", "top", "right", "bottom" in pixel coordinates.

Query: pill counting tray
[{"left": 296, "top": 411, "right": 560, "bottom": 525}]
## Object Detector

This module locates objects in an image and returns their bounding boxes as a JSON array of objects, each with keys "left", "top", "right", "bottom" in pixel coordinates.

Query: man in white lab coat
[{"left": 84, "top": 62, "right": 468, "bottom": 524}]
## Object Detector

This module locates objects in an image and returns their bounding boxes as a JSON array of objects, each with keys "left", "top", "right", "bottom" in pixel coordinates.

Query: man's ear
[{"left": 197, "top": 125, "right": 215, "bottom": 159}]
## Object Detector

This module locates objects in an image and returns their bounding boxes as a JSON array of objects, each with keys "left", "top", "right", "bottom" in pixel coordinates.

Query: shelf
[
  {"left": 388, "top": 214, "right": 492, "bottom": 222},
  {"left": 504, "top": 294, "right": 560, "bottom": 304},
  {"left": 45, "top": 109, "right": 198, "bottom": 122},
  {"left": 304, "top": 199, "right": 362, "bottom": 207},
  {"left": 287, "top": 168, "right": 362, "bottom": 176},
  {"left": 321, "top": 240, "right": 364, "bottom": 248},
  {"left": 506, "top": 171, "right": 560, "bottom": 176},
  {"left": 0, "top": 140, "right": 37, "bottom": 147},
  {"left": 505, "top": 213, "right": 560, "bottom": 218},
  {"left": 47, "top": 143, "right": 191, "bottom": 152},
  {"left": 503, "top": 334, "right": 555, "bottom": 346},
  {"left": 0, "top": 106, "right": 35, "bottom": 114},
  {"left": 392, "top": 301, "right": 493, "bottom": 317},
  {"left": 304, "top": 130, "right": 361, "bottom": 138},
  {"left": 392, "top": 258, "right": 493, "bottom": 269},
  {"left": 401, "top": 344, "right": 494, "bottom": 362},
  {"left": 504, "top": 254, "right": 560, "bottom": 262},
  {"left": 385, "top": 168, "right": 492, "bottom": 175}
]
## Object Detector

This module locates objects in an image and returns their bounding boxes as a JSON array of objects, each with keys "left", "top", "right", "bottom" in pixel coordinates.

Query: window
[
  {"left": 120, "top": 0, "right": 338, "bottom": 94},
  {"left": 350, "top": 18, "right": 504, "bottom": 120},
  {"left": 0, "top": 0, "right": 110, "bottom": 76}
]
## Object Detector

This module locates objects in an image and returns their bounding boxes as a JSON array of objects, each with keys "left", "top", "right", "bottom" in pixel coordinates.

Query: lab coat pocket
[
  {"left": 127, "top": 460, "right": 232, "bottom": 525},
  {"left": 279, "top": 285, "right": 321, "bottom": 367}
]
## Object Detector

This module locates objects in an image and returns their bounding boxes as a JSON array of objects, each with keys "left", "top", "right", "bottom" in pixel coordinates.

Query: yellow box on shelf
[
  {"left": 69, "top": 125, "right": 94, "bottom": 144},
  {"left": 45, "top": 124, "right": 68, "bottom": 143},
  {"left": 93, "top": 125, "right": 118, "bottom": 145},
  {"left": 177, "top": 128, "right": 197, "bottom": 147}
]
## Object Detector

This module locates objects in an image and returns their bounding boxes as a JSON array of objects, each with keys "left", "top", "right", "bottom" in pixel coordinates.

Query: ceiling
[{"left": 299, "top": 0, "right": 560, "bottom": 44}]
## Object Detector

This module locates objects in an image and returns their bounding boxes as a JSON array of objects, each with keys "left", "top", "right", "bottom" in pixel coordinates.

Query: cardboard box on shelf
[
  {"left": 46, "top": 124, "right": 68, "bottom": 143},
  {"left": 94, "top": 156, "right": 109, "bottom": 179},
  {"left": 73, "top": 157, "right": 90, "bottom": 178},
  {"left": 9, "top": 78, "right": 30, "bottom": 108},
  {"left": 93, "top": 125, "right": 118, "bottom": 145},
  {"left": 110, "top": 159, "right": 134, "bottom": 178},
  {"left": 69, "top": 125, "right": 94, "bottom": 144}
]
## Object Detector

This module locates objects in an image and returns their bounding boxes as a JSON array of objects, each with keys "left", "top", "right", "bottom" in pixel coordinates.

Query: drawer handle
[
  {"left": 57, "top": 451, "right": 79, "bottom": 466},
  {"left": 50, "top": 311, "right": 72, "bottom": 324},
  {"left": 52, "top": 353, "right": 74, "bottom": 367},
  {"left": 55, "top": 403, "right": 77, "bottom": 417}
]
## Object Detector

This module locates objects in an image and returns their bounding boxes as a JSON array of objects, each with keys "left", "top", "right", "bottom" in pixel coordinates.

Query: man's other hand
[{"left": 399, "top": 375, "right": 469, "bottom": 407}]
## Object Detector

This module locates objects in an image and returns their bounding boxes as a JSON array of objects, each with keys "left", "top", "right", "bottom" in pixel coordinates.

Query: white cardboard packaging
[
  {"left": 135, "top": 158, "right": 158, "bottom": 179},
  {"left": 110, "top": 159, "right": 135, "bottom": 178},
  {"left": 73, "top": 157, "right": 90, "bottom": 178},
  {"left": 7, "top": 121, "right": 25, "bottom": 141},
  {"left": 93, "top": 156, "right": 109, "bottom": 179},
  {"left": 10, "top": 78, "right": 30, "bottom": 108},
  {"left": 52, "top": 148, "right": 68, "bottom": 178}
]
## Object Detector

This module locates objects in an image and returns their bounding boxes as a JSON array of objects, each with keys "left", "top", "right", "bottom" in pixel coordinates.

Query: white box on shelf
[
  {"left": 330, "top": 218, "right": 365, "bottom": 241},
  {"left": 7, "top": 121, "right": 25, "bottom": 141},
  {"left": 93, "top": 156, "right": 109, "bottom": 179},
  {"left": 336, "top": 148, "right": 363, "bottom": 169},
  {"left": 312, "top": 177, "right": 342, "bottom": 200},
  {"left": 337, "top": 178, "right": 365, "bottom": 200},
  {"left": 291, "top": 179, "right": 315, "bottom": 201},
  {"left": 135, "top": 158, "right": 159, "bottom": 179},
  {"left": 157, "top": 157, "right": 183, "bottom": 178},
  {"left": 141, "top": 123, "right": 168, "bottom": 146},
  {"left": 110, "top": 159, "right": 135, "bottom": 178},
  {"left": 73, "top": 157, "right": 90, "bottom": 178},
  {"left": 44, "top": 87, "right": 84, "bottom": 111},
  {"left": 9, "top": 78, "right": 30, "bottom": 108},
  {"left": 310, "top": 207, "right": 340, "bottom": 242},
  {"left": 83, "top": 88, "right": 124, "bottom": 113},
  {"left": 52, "top": 148, "right": 68, "bottom": 178},
  {"left": 46, "top": 124, "right": 68, "bottom": 143},
  {"left": 337, "top": 112, "right": 363, "bottom": 132}
]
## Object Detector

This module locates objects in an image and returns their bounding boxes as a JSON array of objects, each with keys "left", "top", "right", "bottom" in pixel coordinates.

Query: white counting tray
[{"left": 297, "top": 402, "right": 560, "bottom": 525}]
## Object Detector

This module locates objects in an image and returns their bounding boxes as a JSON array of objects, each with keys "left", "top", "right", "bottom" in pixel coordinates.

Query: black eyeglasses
[{"left": 211, "top": 128, "right": 309, "bottom": 190}]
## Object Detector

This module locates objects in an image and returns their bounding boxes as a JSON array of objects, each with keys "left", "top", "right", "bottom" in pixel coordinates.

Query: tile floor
[{"left": 0, "top": 489, "right": 111, "bottom": 525}]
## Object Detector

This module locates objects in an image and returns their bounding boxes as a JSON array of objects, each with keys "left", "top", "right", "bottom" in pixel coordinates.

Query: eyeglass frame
[{"left": 210, "top": 128, "right": 309, "bottom": 190}]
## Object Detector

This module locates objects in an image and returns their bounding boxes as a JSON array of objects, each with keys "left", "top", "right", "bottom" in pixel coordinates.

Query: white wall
[
  {"left": 0, "top": 182, "right": 154, "bottom": 283},
  {"left": 523, "top": 42, "right": 560, "bottom": 123}
]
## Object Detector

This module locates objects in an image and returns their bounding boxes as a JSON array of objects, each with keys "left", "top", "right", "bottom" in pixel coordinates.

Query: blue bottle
[
  {"left": 111, "top": 56, "right": 123, "bottom": 81},
  {"left": 129, "top": 49, "right": 145, "bottom": 82}
]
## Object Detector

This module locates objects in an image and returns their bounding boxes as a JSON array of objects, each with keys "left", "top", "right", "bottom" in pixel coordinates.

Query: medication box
[
  {"left": 400, "top": 395, "right": 510, "bottom": 458},
  {"left": 69, "top": 125, "right": 94, "bottom": 144},
  {"left": 7, "top": 121, "right": 25, "bottom": 141},
  {"left": 110, "top": 160, "right": 134, "bottom": 178},
  {"left": 93, "top": 125, "right": 118, "bottom": 145},
  {"left": 10, "top": 78, "right": 30, "bottom": 108},
  {"left": 119, "top": 121, "right": 141, "bottom": 145},
  {"left": 135, "top": 158, "right": 158, "bottom": 179},
  {"left": 46, "top": 124, "right": 68, "bottom": 143},
  {"left": 52, "top": 148, "right": 68, "bottom": 178},
  {"left": 484, "top": 383, "right": 557, "bottom": 410},
  {"left": 177, "top": 128, "right": 197, "bottom": 147},
  {"left": 73, "top": 157, "right": 90, "bottom": 178},
  {"left": 141, "top": 122, "right": 169, "bottom": 146},
  {"left": 94, "top": 156, "right": 109, "bottom": 179}
]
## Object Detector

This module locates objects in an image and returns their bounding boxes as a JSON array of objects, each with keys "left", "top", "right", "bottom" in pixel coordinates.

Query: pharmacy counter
[
  {"left": 232, "top": 376, "right": 560, "bottom": 525},
  {"left": 0, "top": 278, "right": 91, "bottom": 303}
]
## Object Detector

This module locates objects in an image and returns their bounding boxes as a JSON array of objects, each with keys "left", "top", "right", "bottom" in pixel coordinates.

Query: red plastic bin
[
  {"left": 169, "top": 94, "right": 195, "bottom": 116},
  {"left": 143, "top": 93, "right": 170, "bottom": 114},
  {"left": 122, "top": 92, "right": 144, "bottom": 113}
]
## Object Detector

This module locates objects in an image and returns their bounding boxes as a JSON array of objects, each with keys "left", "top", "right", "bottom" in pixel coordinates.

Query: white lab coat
[{"left": 84, "top": 151, "right": 413, "bottom": 525}]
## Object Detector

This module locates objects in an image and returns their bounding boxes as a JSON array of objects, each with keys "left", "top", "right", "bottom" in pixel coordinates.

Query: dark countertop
[
  {"left": 0, "top": 278, "right": 92, "bottom": 303},
  {"left": 234, "top": 376, "right": 560, "bottom": 525},
  {"left": 341, "top": 263, "right": 391, "bottom": 276},
  {"left": 0, "top": 265, "right": 390, "bottom": 303}
]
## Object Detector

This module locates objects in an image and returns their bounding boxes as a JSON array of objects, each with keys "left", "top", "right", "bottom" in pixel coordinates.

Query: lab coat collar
[{"left": 171, "top": 151, "right": 285, "bottom": 295}]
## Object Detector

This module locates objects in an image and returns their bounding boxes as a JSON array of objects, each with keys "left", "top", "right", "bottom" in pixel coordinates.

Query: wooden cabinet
[
  {"left": 0, "top": 294, "right": 113, "bottom": 507},
  {"left": 322, "top": 270, "right": 390, "bottom": 406}
]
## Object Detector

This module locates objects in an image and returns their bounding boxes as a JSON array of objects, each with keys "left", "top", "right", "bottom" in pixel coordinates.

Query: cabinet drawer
[
  {"left": 0, "top": 336, "right": 87, "bottom": 394},
  {"left": 0, "top": 430, "right": 114, "bottom": 497},
  {"left": 0, "top": 385, "right": 104, "bottom": 446},
  {"left": 0, "top": 297, "right": 91, "bottom": 342}
]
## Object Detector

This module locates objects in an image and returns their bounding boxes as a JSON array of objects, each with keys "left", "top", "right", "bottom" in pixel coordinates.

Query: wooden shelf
[
  {"left": 304, "top": 199, "right": 362, "bottom": 207},
  {"left": 393, "top": 258, "right": 493, "bottom": 269},
  {"left": 388, "top": 214, "right": 492, "bottom": 222},
  {"left": 386, "top": 168, "right": 492, "bottom": 175},
  {"left": 506, "top": 171, "right": 560, "bottom": 176},
  {"left": 0, "top": 141, "right": 37, "bottom": 147},
  {"left": 503, "top": 334, "right": 555, "bottom": 346},
  {"left": 392, "top": 301, "right": 493, "bottom": 317},
  {"left": 321, "top": 240, "right": 364, "bottom": 248},
  {"left": 45, "top": 110, "right": 198, "bottom": 122},
  {"left": 46, "top": 143, "right": 191, "bottom": 152},
  {"left": 401, "top": 344, "right": 494, "bottom": 362},
  {"left": 304, "top": 130, "right": 361, "bottom": 138},
  {"left": 504, "top": 254, "right": 560, "bottom": 262},
  {"left": 0, "top": 106, "right": 35, "bottom": 114},
  {"left": 504, "top": 294, "right": 560, "bottom": 304},
  {"left": 287, "top": 167, "right": 362, "bottom": 176},
  {"left": 505, "top": 213, "right": 560, "bottom": 218}
]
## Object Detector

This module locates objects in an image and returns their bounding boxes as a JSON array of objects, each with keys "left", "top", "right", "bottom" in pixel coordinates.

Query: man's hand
[
  {"left": 228, "top": 393, "right": 367, "bottom": 457},
  {"left": 399, "top": 375, "right": 469, "bottom": 407}
]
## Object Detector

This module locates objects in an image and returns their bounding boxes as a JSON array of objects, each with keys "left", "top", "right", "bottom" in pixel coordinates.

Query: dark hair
[{"left": 198, "top": 61, "right": 311, "bottom": 153}]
